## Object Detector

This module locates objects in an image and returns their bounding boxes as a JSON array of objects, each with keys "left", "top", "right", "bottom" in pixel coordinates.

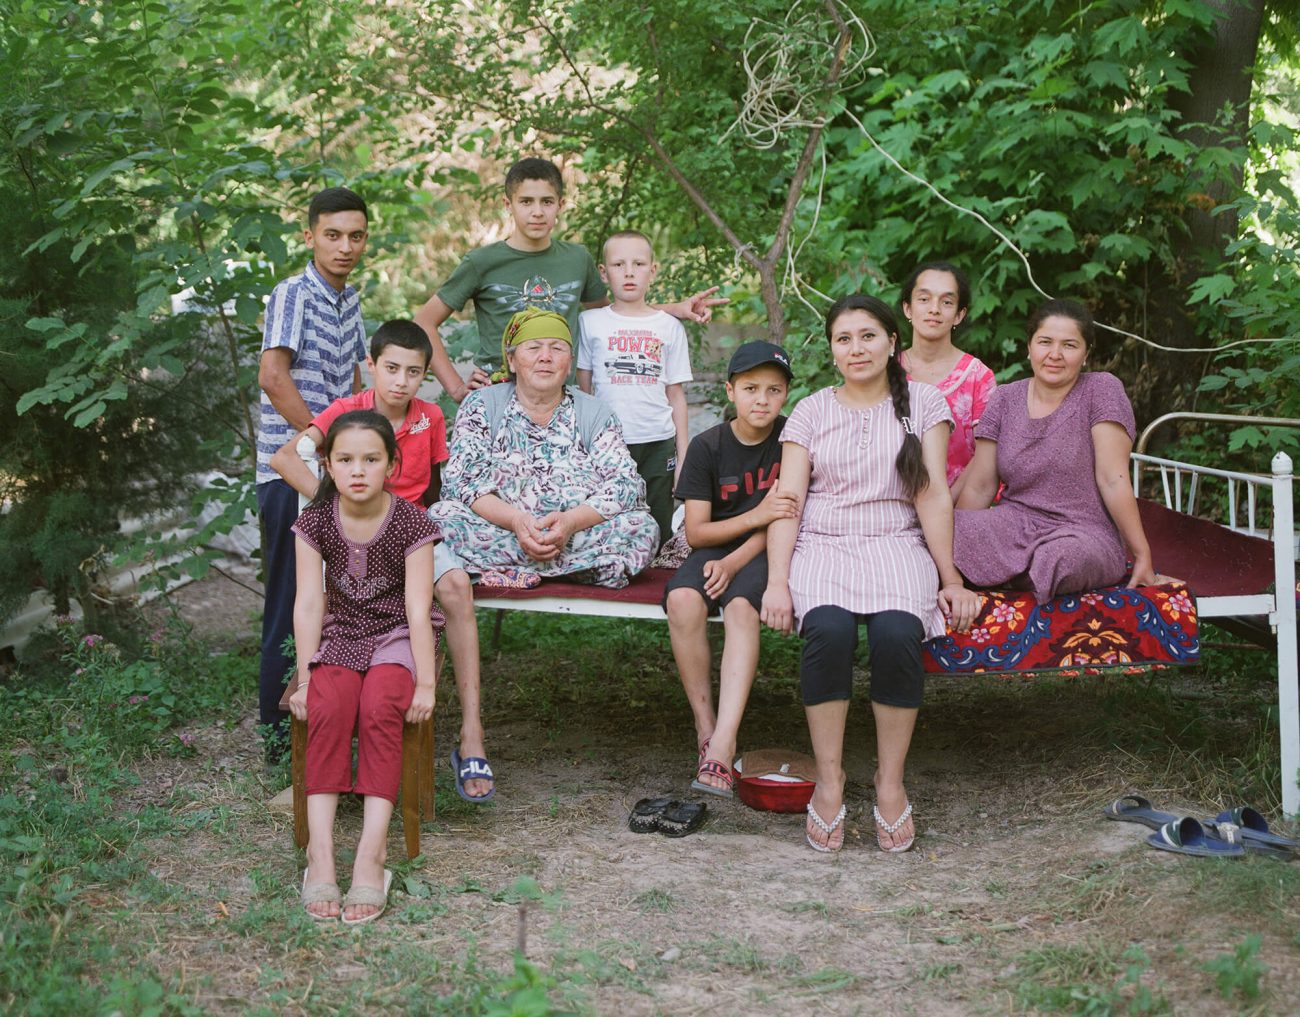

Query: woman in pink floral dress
[{"left": 899, "top": 262, "right": 996, "bottom": 500}]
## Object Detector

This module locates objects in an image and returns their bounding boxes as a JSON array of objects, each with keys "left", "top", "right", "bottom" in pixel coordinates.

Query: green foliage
[
  {"left": 402, "top": 0, "right": 1299, "bottom": 429},
  {"left": 817, "top": 3, "right": 1222, "bottom": 357},
  {"left": 1202, "top": 934, "right": 1267, "bottom": 1002},
  {"left": 0, "top": 0, "right": 430, "bottom": 617},
  {"left": 0, "top": 295, "right": 237, "bottom": 625}
]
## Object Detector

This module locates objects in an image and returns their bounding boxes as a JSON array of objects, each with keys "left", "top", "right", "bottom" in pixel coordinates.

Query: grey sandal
[
  {"left": 301, "top": 870, "right": 341, "bottom": 922},
  {"left": 342, "top": 869, "right": 393, "bottom": 926}
]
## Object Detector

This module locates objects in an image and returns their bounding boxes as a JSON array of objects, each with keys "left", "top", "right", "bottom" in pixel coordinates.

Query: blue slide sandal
[
  {"left": 1103, "top": 794, "right": 1179, "bottom": 830},
  {"left": 451, "top": 748, "right": 496, "bottom": 803},
  {"left": 1206, "top": 807, "right": 1300, "bottom": 856},
  {"left": 1148, "top": 817, "right": 1244, "bottom": 858}
]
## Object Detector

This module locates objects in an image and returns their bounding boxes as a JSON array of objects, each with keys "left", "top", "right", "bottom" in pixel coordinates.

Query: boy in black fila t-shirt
[{"left": 664, "top": 341, "right": 797, "bottom": 797}]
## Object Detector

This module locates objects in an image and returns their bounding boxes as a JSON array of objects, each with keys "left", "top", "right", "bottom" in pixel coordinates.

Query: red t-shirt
[{"left": 311, "top": 390, "right": 449, "bottom": 505}]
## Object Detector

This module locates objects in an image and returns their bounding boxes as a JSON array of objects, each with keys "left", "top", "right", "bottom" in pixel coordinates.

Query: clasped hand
[{"left": 513, "top": 510, "right": 574, "bottom": 562}]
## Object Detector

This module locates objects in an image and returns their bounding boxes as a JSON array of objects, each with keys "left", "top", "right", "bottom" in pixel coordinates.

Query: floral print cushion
[{"left": 923, "top": 582, "right": 1199, "bottom": 674}]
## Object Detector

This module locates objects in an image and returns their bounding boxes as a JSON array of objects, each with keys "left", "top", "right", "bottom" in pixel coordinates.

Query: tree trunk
[
  {"left": 1168, "top": 0, "right": 1266, "bottom": 261},
  {"left": 1129, "top": 0, "right": 1265, "bottom": 423}
]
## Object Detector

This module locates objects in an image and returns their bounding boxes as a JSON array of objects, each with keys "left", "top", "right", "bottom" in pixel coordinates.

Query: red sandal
[{"left": 691, "top": 759, "right": 734, "bottom": 799}]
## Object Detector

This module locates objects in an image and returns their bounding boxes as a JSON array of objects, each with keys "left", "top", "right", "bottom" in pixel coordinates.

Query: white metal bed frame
[{"left": 1131, "top": 449, "right": 1297, "bottom": 814}]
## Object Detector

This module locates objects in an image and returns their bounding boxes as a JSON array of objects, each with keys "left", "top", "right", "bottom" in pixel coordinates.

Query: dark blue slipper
[
  {"left": 1147, "top": 817, "right": 1244, "bottom": 858},
  {"left": 451, "top": 748, "right": 496, "bottom": 803},
  {"left": 1103, "top": 794, "right": 1179, "bottom": 830},
  {"left": 1206, "top": 807, "right": 1300, "bottom": 856}
]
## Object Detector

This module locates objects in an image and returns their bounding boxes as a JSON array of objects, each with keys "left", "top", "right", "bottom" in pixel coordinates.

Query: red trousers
[{"left": 305, "top": 663, "right": 413, "bottom": 803}]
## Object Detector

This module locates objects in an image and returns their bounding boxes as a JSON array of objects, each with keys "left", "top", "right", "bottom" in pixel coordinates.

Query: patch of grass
[
  {"left": 312, "top": 941, "right": 589, "bottom": 1016},
  {"left": 0, "top": 757, "right": 195, "bottom": 1014},
  {"left": 713, "top": 937, "right": 767, "bottom": 974},
  {"left": 631, "top": 888, "right": 676, "bottom": 913},
  {"left": 1050, "top": 861, "right": 1152, "bottom": 924},
  {"left": 1184, "top": 857, "right": 1300, "bottom": 927},
  {"left": 921, "top": 962, "right": 963, "bottom": 982},
  {"left": 0, "top": 619, "right": 261, "bottom": 1016},
  {"left": 1008, "top": 943, "right": 1171, "bottom": 1015},
  {"left": 791, "top": 966, "right": 857, "bottom": 993},
  {"left": 1081, "top": 646, "right": 1284, "bottom": 810}
]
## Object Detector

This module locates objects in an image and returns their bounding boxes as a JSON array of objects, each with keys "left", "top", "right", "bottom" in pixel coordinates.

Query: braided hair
[
  {"left": 308, "top": 410, "right": 399, "bottom": 510},
  {"left": 825, "top": 294, "right": 930, "bottom": 500}
]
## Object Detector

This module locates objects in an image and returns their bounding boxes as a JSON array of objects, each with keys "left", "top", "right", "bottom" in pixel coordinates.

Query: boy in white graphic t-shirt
[{"left": 577, "top": 230, "right": 692, "bottom": 548}]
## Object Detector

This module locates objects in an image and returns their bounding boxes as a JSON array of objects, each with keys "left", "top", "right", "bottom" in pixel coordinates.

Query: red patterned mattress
[{"left": 920, "top": 582, "right": 1199, "bottom": 674}]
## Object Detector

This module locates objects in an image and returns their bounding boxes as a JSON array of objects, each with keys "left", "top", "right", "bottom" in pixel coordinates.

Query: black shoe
[
  {"left": 629, "top": 797, "right": 674, "bottom": 833},
  {"left": 657, "top": 801, "right": 707, "bottom": 838}
]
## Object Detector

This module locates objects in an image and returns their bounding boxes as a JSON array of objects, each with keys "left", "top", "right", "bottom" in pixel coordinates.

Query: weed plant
[{"left": 0, "top": 615, "right": 249, "bottom": 1015}]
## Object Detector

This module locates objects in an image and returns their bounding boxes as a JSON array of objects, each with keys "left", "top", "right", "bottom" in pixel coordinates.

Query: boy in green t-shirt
[{"left": 413, "top": 157, "right": 724, "bottom": 402}]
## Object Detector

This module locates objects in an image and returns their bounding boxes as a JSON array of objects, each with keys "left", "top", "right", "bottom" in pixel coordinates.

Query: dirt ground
[{"left": 129, "top": 570, "right": 1299, "bottom": 1015}]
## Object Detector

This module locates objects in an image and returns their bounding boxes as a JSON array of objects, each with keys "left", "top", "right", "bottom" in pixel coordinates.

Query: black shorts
[{"left": 663, "top": 546, "right": 768, "bottom": 615}]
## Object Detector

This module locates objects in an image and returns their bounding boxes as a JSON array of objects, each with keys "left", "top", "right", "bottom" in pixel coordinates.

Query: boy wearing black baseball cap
[{"left": 664, "top": 341, "right": 798, "bottom": 797}]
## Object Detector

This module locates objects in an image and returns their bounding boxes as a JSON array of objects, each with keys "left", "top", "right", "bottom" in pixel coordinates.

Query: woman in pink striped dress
[{"left": 762, "top": 295, "right": 981, "bottom": 854}]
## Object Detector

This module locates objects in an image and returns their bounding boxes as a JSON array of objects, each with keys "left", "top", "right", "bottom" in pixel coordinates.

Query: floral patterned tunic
[
  {"left": 907, "top": 352, "right": 996, "bottom": 486},
  {"left": 429, "top": 387, "right": 658, "bottom": 588}
]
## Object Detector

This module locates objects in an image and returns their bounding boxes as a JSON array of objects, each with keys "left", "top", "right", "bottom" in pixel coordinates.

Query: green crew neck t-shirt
[{"left": 437, "top": 239, "right": 607, "bottom": 366}]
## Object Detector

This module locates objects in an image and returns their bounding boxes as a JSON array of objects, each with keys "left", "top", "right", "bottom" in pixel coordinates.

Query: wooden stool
[{"left": 281, "top": 675, "right": 436, "bottom": 860}]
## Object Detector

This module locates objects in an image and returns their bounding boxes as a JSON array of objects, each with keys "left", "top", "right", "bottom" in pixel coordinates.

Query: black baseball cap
[{"left": 727, "top": 341, "right": 793, "bottom": 381}]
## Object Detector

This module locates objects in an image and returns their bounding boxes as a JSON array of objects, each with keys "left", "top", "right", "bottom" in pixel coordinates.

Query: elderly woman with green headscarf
[{"left": 430, "top": 308, "right": 659, "bottom": 589}]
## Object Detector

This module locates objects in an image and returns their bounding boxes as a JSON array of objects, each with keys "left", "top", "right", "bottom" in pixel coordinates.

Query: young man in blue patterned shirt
[{"left": 256, "top": 186, "right": 369, "bottom": 759}]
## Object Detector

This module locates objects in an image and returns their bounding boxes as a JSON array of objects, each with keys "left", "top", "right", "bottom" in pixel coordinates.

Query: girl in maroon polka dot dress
[{"left": 289, "top": 410, "right": 442, "bottom": 924}]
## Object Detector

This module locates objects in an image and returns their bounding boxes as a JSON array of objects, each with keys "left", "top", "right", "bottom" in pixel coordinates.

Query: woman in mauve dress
[
  {"left": 952, "top": 299, "right": 1158, "bottom": 602},
  {"left": 761, "top": 295, "right": 981, "bottom": 855}
]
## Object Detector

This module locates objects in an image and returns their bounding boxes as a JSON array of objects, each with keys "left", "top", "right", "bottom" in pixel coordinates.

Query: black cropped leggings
[{"left": 799, "top": 606, "right": 925, "bottom": 708}]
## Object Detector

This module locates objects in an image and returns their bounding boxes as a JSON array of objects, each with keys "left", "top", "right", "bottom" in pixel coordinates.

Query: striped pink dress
[{"left": 781, "top": 384, "right": 954, "bottom": 639}]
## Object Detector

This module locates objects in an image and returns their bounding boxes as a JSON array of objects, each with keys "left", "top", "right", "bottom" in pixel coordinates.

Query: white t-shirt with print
[{"left": 577, "top": 306, "right": 693, "bottom": 444}]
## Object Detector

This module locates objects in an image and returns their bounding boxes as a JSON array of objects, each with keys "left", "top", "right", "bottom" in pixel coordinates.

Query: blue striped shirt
[{"left": 256, "top": 262, "right": 366, "bottom": 484}]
